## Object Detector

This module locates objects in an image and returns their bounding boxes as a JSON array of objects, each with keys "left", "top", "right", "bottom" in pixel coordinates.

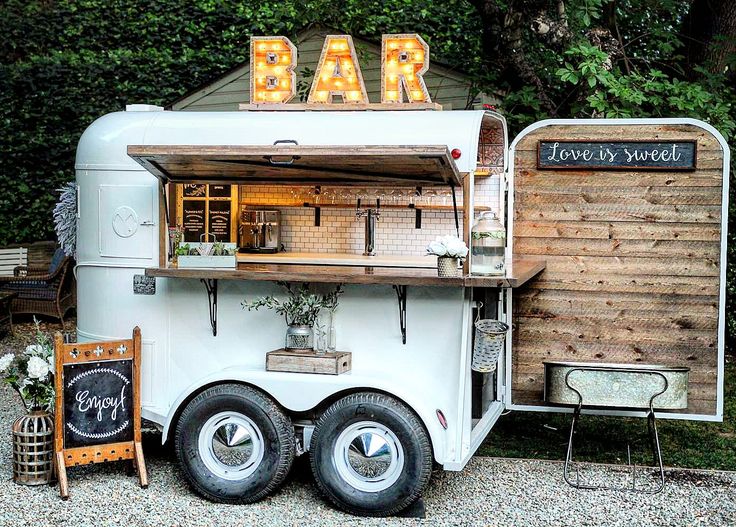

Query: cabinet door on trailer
[
  {"left": 506, "top": 120, "right": 728, "bottom": 420},
  {"left": 98, "top": 184, "right": 156, "bottom": 259}
]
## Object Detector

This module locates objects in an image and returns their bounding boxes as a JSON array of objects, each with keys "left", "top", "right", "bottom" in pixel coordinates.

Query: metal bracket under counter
[
  {"left": 393, "top": 285, "right": 407, "bottom": 344},
  {"left": 197, "top": 278, "right": 409, "bottom": 344},
  {"left": 201, "top": 278, "right": 218, "bottom": 336}
]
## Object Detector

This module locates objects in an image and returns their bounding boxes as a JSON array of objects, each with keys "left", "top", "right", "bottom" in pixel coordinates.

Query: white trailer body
[{"left": 75, "top": 109, "right": 509, "bottom": 470}]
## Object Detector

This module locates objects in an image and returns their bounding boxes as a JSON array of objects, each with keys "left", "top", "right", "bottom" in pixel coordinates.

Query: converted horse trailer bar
[{"left": 74, "top": 107, "right": 729, "bottom": 515}]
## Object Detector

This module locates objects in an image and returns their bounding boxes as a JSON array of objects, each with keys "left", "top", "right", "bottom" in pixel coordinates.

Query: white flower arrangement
[
  {"left": 426, "top": 235, "right": 469, "bottom": 259},
  {"left": 27, "top": 356, "right": 50, "bottom": 379},
  {"left": 0, "top": 353, "right": 14, "bottom": 373},
  {"left": 1, "top": 318, "right": 55, "bottom": 412}
]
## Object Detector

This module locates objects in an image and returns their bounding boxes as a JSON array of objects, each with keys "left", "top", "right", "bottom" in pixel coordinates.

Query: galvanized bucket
[
  {"left": 285, "top": 324, "right": 314, "bottom": 351},
  {"left": 472, "top": 320, "right": 509, "bottom": 372}
]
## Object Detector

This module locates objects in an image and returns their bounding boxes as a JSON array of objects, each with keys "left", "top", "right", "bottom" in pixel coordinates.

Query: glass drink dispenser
[{"left": 471, "top": 211, "right": 506, "bottom": 275}]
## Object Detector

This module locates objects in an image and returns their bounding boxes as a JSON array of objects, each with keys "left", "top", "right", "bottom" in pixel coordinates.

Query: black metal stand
[
  {"left": 200, "top": 278, "right": 218, "bottom": 336},
  {"left": 563, "top": 368, "right": 667, "bottom": 494},
  {"left": 393, "top": 285, "right": 407, "bottom": 345}
]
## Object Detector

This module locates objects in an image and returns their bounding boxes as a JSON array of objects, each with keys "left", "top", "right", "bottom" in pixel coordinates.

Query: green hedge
[{"left": 1, "top": 0, "right": 733, "bottom": 348}]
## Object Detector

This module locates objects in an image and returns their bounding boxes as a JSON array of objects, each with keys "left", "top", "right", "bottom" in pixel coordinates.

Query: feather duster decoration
[{"left": 53, "top": 182, "right": 78, "bottom": 257}]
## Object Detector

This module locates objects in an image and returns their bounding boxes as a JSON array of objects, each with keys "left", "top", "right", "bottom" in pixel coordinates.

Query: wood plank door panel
[{"left": 509, "top": 121, "right": 727, "bottom": 417}]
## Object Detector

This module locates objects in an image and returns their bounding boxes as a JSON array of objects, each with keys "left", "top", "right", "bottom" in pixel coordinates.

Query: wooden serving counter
[{"left": 145, "top": 257, "right": 545, "bottom": 289}]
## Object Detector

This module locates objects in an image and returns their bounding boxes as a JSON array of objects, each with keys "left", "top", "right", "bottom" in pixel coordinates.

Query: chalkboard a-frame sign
[{"left": 53, "top": 327, "right": 148, "bottom": 499}]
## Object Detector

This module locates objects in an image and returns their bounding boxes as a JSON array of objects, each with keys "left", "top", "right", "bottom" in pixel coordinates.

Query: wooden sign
[
  {"left": 537, "top": 140, "right": 697, "bottom": 170},
  {"left": 54, "top": 327, "right": 147, "bottom": 499}
]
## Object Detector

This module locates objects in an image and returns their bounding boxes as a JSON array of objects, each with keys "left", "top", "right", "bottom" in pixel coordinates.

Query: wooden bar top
[{"left": 145, "top": 258, "right": 545, "bottom": 289}]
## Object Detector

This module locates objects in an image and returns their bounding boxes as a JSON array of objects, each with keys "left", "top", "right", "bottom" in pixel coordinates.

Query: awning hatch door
[{"left": 127, "top": 144, "right": 462, "bottom": 187}]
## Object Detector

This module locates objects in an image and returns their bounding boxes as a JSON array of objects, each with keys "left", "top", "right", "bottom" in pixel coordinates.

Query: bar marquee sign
[
  {"left": 250, "top": 34, "right": 431, "bottom": 105},
  {"left": 537, "top": 140, "right": 697, "bottom": 171}
]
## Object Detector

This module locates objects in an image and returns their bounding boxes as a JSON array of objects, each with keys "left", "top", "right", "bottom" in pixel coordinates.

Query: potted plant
[
  {"left": 177, "top": 234, "right": 238, "bottom": 269},
  {"left": 243, "top": 282, "right": 344, "bottom": 351},
  {"left": 0, "top": 319, "right": 55, "bottom": 485},
  {"left": 426, "top": 235, "right": 469, "bottom": 277}
]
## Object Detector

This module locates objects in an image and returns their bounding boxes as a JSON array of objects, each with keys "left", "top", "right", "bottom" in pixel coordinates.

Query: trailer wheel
[
  {"left": 310, "top": 392, "right": 432, "bottom": 516},
  {"left": 175, "top": 384, "right": 294, "bottom": 503}
]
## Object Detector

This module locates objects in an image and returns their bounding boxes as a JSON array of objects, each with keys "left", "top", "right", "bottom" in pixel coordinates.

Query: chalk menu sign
[
  {"left": 62, "top": 360, "right": 133, "bottom": 448},
  {"left": 54, "top": 328, "right": 147, "bottom": 499},
  {"left": 182, "top": 200, "right": 206, "bottom": 241},
  {"left": 208, "top": 184, "right": 232, "bottom": 198},
  {"left": 182, "top": 184, "right": 206, "bottom": 197},
  {"left": 537, "top": 140, "right": 697, "bottom": 170},
  {"left": 208, "top": 200, "right": 232, "bottom": 241}
]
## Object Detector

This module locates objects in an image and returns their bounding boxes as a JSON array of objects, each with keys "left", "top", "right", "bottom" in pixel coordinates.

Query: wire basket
[{"left": 472, "top": 319, "right": 509, "bottom": 373}]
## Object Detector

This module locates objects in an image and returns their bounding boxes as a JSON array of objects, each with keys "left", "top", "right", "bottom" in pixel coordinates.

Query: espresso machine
[{"left": 239, "top": 209, "right": 281, "bottom": 253}]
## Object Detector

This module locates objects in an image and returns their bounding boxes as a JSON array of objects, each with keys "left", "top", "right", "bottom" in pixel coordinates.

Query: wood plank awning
[{"left": 127, "top": 145, "right": 462, "bottom": 186}]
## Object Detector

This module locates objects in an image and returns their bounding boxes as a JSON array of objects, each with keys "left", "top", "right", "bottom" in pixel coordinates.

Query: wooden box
[{"left": 266, "top": 348, "right": 351, "bottom": 375}]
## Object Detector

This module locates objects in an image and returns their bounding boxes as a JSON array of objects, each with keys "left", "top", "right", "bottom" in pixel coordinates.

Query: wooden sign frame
[{"left": 53, "top": 327, "right": 148, "bottom": 499}]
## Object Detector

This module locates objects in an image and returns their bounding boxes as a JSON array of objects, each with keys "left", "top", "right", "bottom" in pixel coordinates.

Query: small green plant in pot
[{"left": 243, "top": 282, "right": 344, "bottom": 351}]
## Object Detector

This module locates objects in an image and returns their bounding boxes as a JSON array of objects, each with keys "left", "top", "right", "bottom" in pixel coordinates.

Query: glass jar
[{"left": 471, "top": 211, "right": 506, "bottom": 275}]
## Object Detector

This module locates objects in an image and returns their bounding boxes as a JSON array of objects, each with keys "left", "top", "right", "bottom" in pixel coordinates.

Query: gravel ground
[{"left": 1, "top": 319, "right": 735, "bottom": 526}]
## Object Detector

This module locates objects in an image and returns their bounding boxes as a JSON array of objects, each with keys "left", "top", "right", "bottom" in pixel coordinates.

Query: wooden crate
[{"left": 266, "top": 348, "right": 352, "bottom": 375}]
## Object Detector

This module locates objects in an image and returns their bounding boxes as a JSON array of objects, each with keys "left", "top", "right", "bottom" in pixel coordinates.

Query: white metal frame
[{"left": 504, "top": 118, "right": 730, "bottom": 422}]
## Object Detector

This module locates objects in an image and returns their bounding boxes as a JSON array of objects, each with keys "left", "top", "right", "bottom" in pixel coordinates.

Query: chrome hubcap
[
  {"left": 198, "top": 412, "right": 264, "bottom": 481},
  {"left": 334, "top": 421, "right": 404, "bottom": 492}
]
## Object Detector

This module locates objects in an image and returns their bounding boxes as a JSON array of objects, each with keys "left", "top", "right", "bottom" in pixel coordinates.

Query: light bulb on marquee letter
[
  {"left": 308, "top": 35, "right": 368, "bottom": 104},
  {"left": 381, "top": 34, "right": 431, "bottom": 103},
  {"left": 250, "top": 36, "right": 297, "bottom": 104}
]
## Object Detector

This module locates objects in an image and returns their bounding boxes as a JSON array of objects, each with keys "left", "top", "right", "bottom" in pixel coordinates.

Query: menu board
[
  {"left": 209, "top": 185, "right": 232, "bottom": 198},
  {"left": 182, "top": 184, "right": 207, "bottom": 197},
  {"left": 179, "top": 185, "right": 235, "bottom": 242},
  {"left": 182, "top": 200, "right": 206, "bottom": 242},
  {"left": 208, "top": 200, "right": 232, "bottom": 242}
]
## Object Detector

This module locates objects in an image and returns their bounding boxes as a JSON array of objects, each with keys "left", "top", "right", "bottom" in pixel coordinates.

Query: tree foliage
[{"left": 1, "top": 0, "right": 734, "bottom": 342}]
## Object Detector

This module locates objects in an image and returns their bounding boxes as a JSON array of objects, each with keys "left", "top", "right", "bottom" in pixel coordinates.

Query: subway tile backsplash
[{"left": 239, "top": 176, "right": 501, "bottom": 256}]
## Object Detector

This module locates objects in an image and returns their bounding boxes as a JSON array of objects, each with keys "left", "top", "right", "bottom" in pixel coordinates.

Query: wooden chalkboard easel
[{"left": 53, "top": 327, "right": 148, "bottom": 499}]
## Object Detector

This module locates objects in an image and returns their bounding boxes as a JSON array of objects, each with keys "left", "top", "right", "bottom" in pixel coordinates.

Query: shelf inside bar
[{"left": 238, "top": 201, "right": 491, "bottom": 212}]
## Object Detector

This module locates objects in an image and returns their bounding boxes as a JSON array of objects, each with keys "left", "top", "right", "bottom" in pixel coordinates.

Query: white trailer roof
[{"left": 75, "top": 109, "right": 505, "bottom": 175}]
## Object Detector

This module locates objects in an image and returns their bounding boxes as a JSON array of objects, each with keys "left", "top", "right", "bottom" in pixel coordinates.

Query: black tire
[
  {"left": 174, "top": 383, "right": 294, "bottom": 503},
  {"left": 310, "top": 392, "right": 433, "bottom": 516}
]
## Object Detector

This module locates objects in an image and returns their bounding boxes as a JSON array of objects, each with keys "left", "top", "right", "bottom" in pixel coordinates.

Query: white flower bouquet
[
  {"left": 426, "top": 235, "right": 469, "bottom": 259},
  {"left": 0, "top": 319, "right": 55, "bottom": 412}
]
